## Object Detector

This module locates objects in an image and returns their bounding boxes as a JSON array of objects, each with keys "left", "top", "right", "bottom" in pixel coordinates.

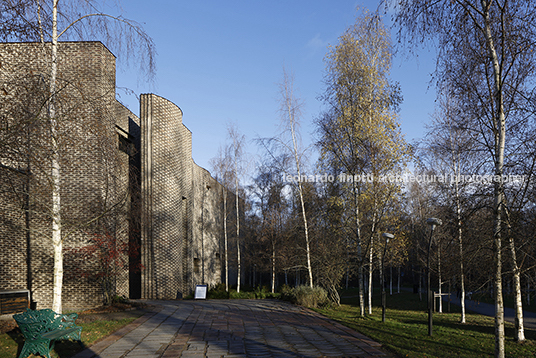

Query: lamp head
[
  {"left": 382, "top": 233, "right": 394, "bottom": 242},
  {"left": 426, "top": 217, "right": 442, "bottom": 229}
]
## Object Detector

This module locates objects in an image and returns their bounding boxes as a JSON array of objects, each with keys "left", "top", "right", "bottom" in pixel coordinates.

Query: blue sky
[{"left": 113, "top": 0, "right": 437, "bottom": 174}]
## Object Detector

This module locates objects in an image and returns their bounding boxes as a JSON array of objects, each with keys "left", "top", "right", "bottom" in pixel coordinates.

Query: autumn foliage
[{"left": 68, "top": 231, "right": 142, "bottom": 306}]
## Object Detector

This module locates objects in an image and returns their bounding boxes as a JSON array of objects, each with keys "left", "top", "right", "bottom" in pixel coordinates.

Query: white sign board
[{"left": 194, "top": 285, "right": 207, "bottom": 300}]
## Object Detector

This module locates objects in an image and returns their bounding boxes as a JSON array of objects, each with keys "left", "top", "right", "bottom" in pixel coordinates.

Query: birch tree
[
  {"left": 250, "top": 160, "right": 288, "bottom": 293},
  {"left": 210, "top": 146, "right": 233, "bottom": 292},
  {"left": 255, "top": 69, "right": 315, "bottom": 288},
  {"left": 317, "top": 9, "right": 408, "bottom": 316},
  {"left": 279, "top": 69, "right": 314, "bottom": 288},
  {"left": 227, "top": 125, "right": 247, "bottom": 293},
  {"left": 314, "top": 173, "right": 353, "bottom": 305},
  {"left": 421, "top": 93, "right": 481, "bottom": 323},
  {"left": 391, "top": 0, "right": 536, "bottom": 352},
  {"left": 3, "top": 0, "right": 155, "bottom": 313}
]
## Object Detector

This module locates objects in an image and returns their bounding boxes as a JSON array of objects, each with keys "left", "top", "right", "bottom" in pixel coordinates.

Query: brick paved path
[{"left": 74, "top": 299, "right": 393, "bottom": 358}]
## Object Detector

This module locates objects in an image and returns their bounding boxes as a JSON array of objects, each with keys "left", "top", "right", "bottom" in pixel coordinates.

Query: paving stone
[
  {"left": 77, "top": 300, "right": 392, "bottom": 358},
  {"left": 179, "top": 352, "right": 205, "bottom": 357},
  {"left": 97, "top": 353, "right": 126, "bottom": 358},
  {"left": 229, "top": 348, "right": 246, "bottom": 354}
]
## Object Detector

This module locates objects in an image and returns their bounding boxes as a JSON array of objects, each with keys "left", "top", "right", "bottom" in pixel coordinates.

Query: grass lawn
[
  {"left": 0, "top": 308, "right": 144, "bottom": 358},
  {"left": 315, "top": 289, "right": 536, "bottom": 358}
]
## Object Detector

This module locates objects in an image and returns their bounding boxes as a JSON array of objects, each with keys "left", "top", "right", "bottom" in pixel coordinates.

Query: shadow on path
[{"left": 73, "top": 299, "right": 395, "bottom": 358}]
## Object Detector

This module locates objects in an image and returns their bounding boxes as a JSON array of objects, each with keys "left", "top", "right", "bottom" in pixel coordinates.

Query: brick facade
[
  {"left": 0, "top": 42, "right": 225, "bottom": 310},
  {"left": 139, "top": 94, "right": 224, "bottom": 299}
]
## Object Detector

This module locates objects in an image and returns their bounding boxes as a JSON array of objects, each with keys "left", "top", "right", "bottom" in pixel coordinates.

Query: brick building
[{"left": 0, "top": 41, "right": 226, "bottom": 310}]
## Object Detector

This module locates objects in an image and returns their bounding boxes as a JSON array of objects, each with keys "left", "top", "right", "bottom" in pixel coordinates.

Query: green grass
[
  {"left": 0, "top": 316, "right": 138, "bottom": 358},
  {"left": 314, "top": 289, "right": 536, "bottom": 358}
]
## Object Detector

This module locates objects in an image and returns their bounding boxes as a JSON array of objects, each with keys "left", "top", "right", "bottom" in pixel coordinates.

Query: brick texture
[
  {"left": 140, "top": 94, "right": 224, "bottom": 299},
  {"left": 0, "top": 42, "right": 225, "bottom": 310}
]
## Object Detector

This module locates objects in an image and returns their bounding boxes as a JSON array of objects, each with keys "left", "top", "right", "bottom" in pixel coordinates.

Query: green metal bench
[{"left": 13, "top": 308, "right": 83, "bottom": 358}]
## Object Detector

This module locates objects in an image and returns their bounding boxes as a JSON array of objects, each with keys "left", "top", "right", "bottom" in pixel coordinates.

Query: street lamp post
[
  {"left": 426, "top": 218, "right": 442, "bottom": 336},
  {"left": 381, "top": 233, "right": 394, "bottom": 323}
]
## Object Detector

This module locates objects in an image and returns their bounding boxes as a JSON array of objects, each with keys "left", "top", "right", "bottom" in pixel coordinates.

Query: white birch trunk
[
  {"left": 367, "top": 208, "right": 378, "bottom": 315},
  {"left": 455, "top": 178, "right": 466, "bottom": 323},
  {"left": 271, "top": 242, "right": 276, "bottom": 293},
  {"left": 459, "top": 226, "right": 466, "bottom": 323},
  {"left": 296, "top": 179, "right": 313, "bottom": 288},
  {"left": 480, "top": 3, "right": 507, "bottom": 355},
  {"left": 450, "top": 113, "right": 467, "bottom": 324},
  {"left": 223, "top": 188, "right": 228, "bottom": 292},
  {"left": 236, "top": 175, "right": 240, "bottom": 293},
  {"left": 353, "top": 181, "right": 364, "bottom": 316},
  {"left": 288, "top": 100, "right": 313, "bottom": 288},
  {"left": 438, "top": 242, "right": 442, "bottom": 313},
  {"left": 50, "top": 0, "right": 63, "bottom": 314},
  {"left": 368, "top": 241, "right": 373, "bottom": 315},
  {"left": 508, "top": 236, "right": 525, "bottom": 341},
  {"left": 494, "top": 212, "right": 505, "bottom": 358}
]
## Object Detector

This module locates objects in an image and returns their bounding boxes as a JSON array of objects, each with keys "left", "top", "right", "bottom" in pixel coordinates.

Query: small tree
[
  {"left": 250, "top": 159, "right": 289, "bottom": 293},
  {"left": 278, "top": 69, "right": 314, "bottom": 288},
  {"left": 67, "top": 230, "right": 143, "bottom": 306},
  {"left": 420, "top": 93, "right": 482, "bottom": 323},
  {"left": 227, "top": 124, "right": 247, "bottom": 292},
  {"left": 210, "top": 146, "right": 233, "bottom": 292}
]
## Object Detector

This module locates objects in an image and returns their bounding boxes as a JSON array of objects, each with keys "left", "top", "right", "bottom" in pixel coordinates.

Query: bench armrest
[
  {"left": 53, "top": 313, "right": 77, "bottom": 330},
  {"left": 16, "top": 321, "right": 47, "bottom": 341}
]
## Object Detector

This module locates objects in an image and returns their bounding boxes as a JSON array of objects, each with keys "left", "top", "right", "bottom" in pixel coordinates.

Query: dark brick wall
[
  {"left": 0, "top": 42, "right": 133, "bottom": 310},
  {"left": 1, "top": 41, "right": 226, "bottom": 310},
  {"left": 140, "top": 94, "right": 191, "bottom": 299},
  {"left": 140, "top": 94, "right": 225, "bottom": 299},
  {"left": 0, "top": 167, "right": 29, "bottom": 292},
  {"left": 192, "top": 164, "right": 224, "bottom": 289}
]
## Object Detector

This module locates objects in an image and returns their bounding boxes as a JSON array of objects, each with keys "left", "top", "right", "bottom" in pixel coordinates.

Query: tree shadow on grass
[
  {"left": 398, "top": 313, "right": 536, "bottom": 340},
  {"left": 6, "top": 327, "right": 25, "bottom": 358},
  {"left": 343, "top": 310, "right": 536, "bottom": 357},
  {"left": 337, "top": 290, "right": 536, "bottom": 357},
  {"left": 53, "top": 339, "right": 87, "bottom": 357},
  {"left": 7, "top": 325, "right": 86, "bottom": 358}
]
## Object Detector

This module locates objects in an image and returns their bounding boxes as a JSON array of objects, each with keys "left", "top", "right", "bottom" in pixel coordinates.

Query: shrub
[
  {"left": 229, "top": 290, "right": 255, "bottom": 299},
  {"left": 279, "top": 284, "right": 295, "bottom": 302},
  {"left": 207, "top": 283, "right": 229, "bottom": 299},
  {"left": 254, "top": 286, "right": 271, "bottom": 299},
  {"left": 188, "top": 284, "right": 281, "bottom": 300},
  {"left": 285, "top": 285, "right": 329, "bottom": 308},
  {"left": 112, "top": 295, "right": 129, "bottom": 304}
]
